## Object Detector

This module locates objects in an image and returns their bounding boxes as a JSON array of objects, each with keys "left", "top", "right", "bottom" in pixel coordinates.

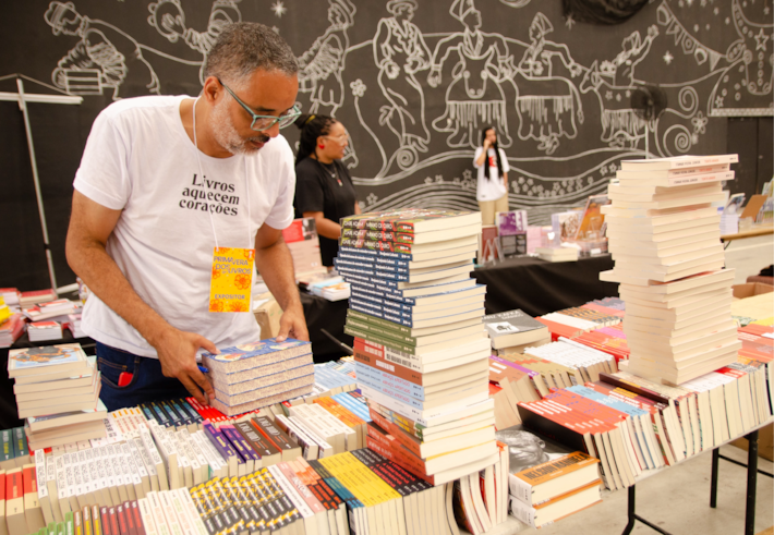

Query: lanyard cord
[{"left": 192, "top": 96, "right": 252, "bottom": 249}]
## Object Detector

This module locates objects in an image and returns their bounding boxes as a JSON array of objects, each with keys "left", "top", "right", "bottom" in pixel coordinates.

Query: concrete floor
[{"left": 517, "top": 445, "right": 774, "bottom": 535}]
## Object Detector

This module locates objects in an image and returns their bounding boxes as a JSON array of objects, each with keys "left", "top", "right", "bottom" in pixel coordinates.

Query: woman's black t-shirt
[{"left": 294, "top": 157, "right": 357, "bottom": 266}]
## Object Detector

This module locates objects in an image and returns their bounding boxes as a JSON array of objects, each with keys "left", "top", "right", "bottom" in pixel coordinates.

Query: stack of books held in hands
[
  {"left": 496, "top": 424, "right": 602, "bottom": 529},
  {"left": 7, "top": 344, "right": 106, "bottom": 450},
  {"left": 202, "top": 339, "right": 314, "bottom": 416},
  {"left": 336, "top": 210, "right": 501, "bottom": 487},
  {"left": 601, "top": 154, "right": 741, "bottom": 384}
]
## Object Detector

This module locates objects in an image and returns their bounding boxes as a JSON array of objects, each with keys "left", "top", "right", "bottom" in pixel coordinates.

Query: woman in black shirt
[{"left": 293, "top": 114, "right": 359, "bottom": 267}]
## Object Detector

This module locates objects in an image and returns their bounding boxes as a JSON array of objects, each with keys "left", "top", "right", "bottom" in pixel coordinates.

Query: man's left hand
[{"left": 276, "top": 305, "right": 309, "bottom": 342}]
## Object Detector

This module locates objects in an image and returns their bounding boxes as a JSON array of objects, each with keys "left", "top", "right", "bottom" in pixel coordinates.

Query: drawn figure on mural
[
  {"left": 427, "top": 0, "right": 514, "bottom": 149},
  {"left": 45, "top": 1, "right": 160, "bottom": 99},
  {"left": 297, "top": 0, "right": 358, "bottom": 167},
  {"left": 373, "top": 0, "right": 433, "bottom": 163},
  {"left": 297, "top": 0, "right": 356, "bottom": 116},
  {"left": 709, "top": 0, "right": 773, "bottom": 114},
  {"left": 147, "top": 0, "right": 242, "bottom": 84},
  {"left": 513, "top": 12, "right": 583, "bottom": 155},
  {"left": 579, "top": 26, "right": 659, "bottom": 148}
]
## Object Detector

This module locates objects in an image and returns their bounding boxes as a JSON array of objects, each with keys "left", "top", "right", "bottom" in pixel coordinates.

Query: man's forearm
[
  {"left": 254, "top": 238, "right": 302, "bottom": 312},
  {"left": 66, "top": 239, "right": 172, "bottom": 347}
]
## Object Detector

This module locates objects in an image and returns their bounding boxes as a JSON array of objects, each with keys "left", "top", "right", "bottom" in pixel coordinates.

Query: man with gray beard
[{"left": 65, "top": 23, "right": 308, "bottom": 410}]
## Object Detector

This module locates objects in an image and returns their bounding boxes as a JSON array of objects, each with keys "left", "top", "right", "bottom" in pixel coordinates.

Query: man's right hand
[{"left": 153, "top": 327, "right": 217, "bottom": 405}]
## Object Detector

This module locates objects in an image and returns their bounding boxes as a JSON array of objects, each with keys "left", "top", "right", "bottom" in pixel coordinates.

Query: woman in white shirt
[{"left": 473, "top": 126, "right": 510, "bottom": 225}]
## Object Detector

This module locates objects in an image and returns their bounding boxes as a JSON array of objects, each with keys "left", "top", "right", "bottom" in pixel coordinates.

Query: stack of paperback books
[
  {"left": 337, "top": 209, "right": 500, "bottom": 486},
  {"left": 7, "top": 344, "right": 106, "bottom": 450},
  {"left": 497, "top": 425, "right": 602, "bottom": 529},
  {"left": 483, "top": 309, "right": 551, "bottom": 355},
  {"left": 202, "top": 339, "right": 314, "bottom": 416},
  {"left": 601, "top": 154, "right": 741, "bottom": 384}
]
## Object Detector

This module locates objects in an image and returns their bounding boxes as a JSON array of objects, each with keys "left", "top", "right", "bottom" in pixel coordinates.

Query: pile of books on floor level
[
  {"left": 497, "top": 424, "right": 602, "bottom": 529},
  {"left": 335, "top": 210, "right": 502, "bottom": 484},
  {"left": 601, "top": 154, "right": 741, "bottom": 384},
  {"left": 202, "top": 339, "right": 315, "bottom": 416},
  {"left": 7, "top": 343, "right": 105, "bottom": 450}
]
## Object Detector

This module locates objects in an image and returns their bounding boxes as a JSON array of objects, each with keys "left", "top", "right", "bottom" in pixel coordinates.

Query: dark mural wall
[{"left": 1, "top": 0, "right": 772, "bottom": 290}]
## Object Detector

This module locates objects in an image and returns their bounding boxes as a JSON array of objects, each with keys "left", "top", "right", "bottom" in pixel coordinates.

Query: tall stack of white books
[{"left": 601, "top": 155, "right": 742, "bottom": 384}]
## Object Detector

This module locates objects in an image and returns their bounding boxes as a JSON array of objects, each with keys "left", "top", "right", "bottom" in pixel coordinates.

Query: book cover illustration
[
  {"left": 208, "top": 339, "right": 311, "bottom": 363},
  {"left": 496, "top": 211, "right": 528, "bottom": 236},
  {"left": 551, "top": 211, "right": 581, "bottom": 244},
  {"left": 496, "top": 425, "right": 574, "bottom": 474},
  {"left": 576, "top": 195, "right": 609, "bottom": 240},
  {"left": 8, "top": 344, "right": 84, "bottom": 372}
]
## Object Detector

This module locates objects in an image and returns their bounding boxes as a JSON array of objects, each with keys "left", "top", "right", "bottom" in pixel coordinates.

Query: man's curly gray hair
[{"left": 204, "top": 22, "right": 298, "bottom": 88}]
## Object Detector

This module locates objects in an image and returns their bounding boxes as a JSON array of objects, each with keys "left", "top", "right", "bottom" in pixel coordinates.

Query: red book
[
  {"left": 108, "top": 507, "right": 120, "bottom": 535},
  {"left": 100, "top": 507, "right": 112, "bottom": 535},
  {"left": 21, "top": 465, "right": 36, "bottom": 495},
  {"left": 130, "top": 501, "right": 144, "bottom": 535},
  {"left": 122, "top": 502, "right": 136, "bottom": 535},
  {"left": 365, "top": 423, "right": 436, "bottom": 485},
  {"left": 353, "top": 344, "right": 423, "bottom": 386},
  {"left": 536, "top": 317, "right": 584, "bottom": 340}
]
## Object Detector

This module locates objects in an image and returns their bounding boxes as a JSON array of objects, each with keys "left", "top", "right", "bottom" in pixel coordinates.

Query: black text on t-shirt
[{"left": 179, "top": 173, "right": 240, "bottom": 216}]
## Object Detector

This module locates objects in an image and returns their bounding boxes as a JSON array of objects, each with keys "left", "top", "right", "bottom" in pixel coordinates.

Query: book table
[{"left": 464, "top": 418, "right": 774, "bottom": 535}]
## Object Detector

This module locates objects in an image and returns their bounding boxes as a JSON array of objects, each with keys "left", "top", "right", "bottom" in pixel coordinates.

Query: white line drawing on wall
[
  {"left": 579, "top": 26, "right": 659, "bottom": 149},
  {"left": 373, "top": 0, "right": 433, "bottom": 171},
  {"left": 46, "top": 1, "right": 161, "bottom": 99},
  {"left": 297, "top": 0, "right": 359, "bottom": 167},
  {"left": 512, "top": 12, "right": 584, "bottom": 155},
  {"left": 147, "top": 0, "right": 242, "bottom": 84},
  {"left": 427, "top": 0, "right": 514, "bottom": 149},
  {"left": 297, "top": 0, "right": 356, "bottom": 116},
  {"left": 707, "top": 0, "right": 773, "bottom": 116},
  {"left": 37, "top": 0, "right": 770, "bottom": 225}
]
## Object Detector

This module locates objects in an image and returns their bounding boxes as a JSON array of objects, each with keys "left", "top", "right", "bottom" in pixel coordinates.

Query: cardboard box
[
  {"left": 253, "top": 293, "right": 283, "bottom": 339},
  {"left": 730, "top": 423, "right": 774, "bottom": 462},
  {"left": 732, "top": 282, "right": 774, "bottom": 299}
]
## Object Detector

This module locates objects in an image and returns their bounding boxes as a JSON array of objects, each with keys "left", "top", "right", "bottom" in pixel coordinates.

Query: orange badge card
[{"left": 209, "top": 247, "right": 255, "bottom": 313}]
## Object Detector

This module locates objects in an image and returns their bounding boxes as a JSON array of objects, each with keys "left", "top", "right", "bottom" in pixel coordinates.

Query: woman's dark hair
[
  {"left": 294, "top": 113, "right": 336, "bottom": 164},
  {"left": 481, "top": 126, "right": 503, "bottom": 181}
]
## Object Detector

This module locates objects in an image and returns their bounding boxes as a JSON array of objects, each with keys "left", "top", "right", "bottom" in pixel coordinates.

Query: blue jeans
[{"left": 97, "top": 342, "right": 189, "bottom": 411}]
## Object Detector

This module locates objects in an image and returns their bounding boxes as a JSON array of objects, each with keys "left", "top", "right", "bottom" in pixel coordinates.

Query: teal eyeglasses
[{"left": 218, "top": 78, "right": 301, "bottom": 132}]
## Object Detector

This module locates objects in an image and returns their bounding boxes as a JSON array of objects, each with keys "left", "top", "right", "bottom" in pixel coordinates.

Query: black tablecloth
[
  {"left": 472, "top": 254, "right": 619, "bottom": 317},
  {"left": 300, "top": 291, "right": 353, "bottom": 364}
]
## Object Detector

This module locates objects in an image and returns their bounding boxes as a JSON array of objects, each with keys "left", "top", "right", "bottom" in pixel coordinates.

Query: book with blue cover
[
  {"left": 203, "top": 339, "right": 311, "bottom": 374},
  {"left": 8, "top": 343, "right": 90, "bottom": 378}
]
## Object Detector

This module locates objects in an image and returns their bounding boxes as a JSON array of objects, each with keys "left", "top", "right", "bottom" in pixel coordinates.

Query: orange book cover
[{"left": 532, "top": 479, "right": 603, "bottom": 510}]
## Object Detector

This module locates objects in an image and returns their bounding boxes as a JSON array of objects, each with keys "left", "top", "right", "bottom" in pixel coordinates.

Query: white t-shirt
[
  {"left": 74, "top": 95, "right": 295, "bottom": 358},
  {"left": 473, "top": 147, "right": 510, "bottom": 202}
]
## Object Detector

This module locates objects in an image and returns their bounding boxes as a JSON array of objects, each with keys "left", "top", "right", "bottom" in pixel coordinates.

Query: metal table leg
[
  {"left": 745, "top": 430, "right": 759, "bottom": 535},
  {"left": 710, "top": 448, "right": 719, "bottom": 508}
]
